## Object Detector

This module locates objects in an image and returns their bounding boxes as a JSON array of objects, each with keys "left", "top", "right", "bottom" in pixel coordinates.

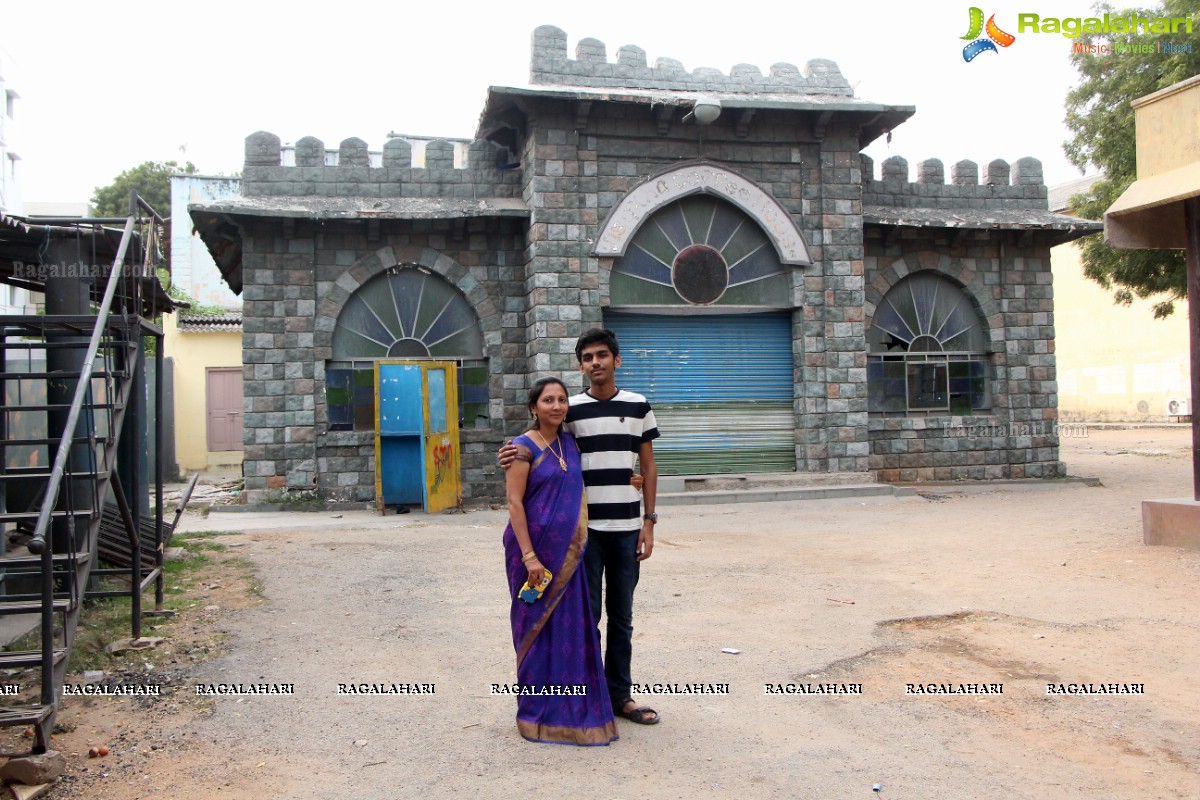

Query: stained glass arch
[
  {"left": 868, "top": 272, "right": 988, "bottom": 353},
  {"left": 331, "top": 266, "right": 484, "bottom": 360},
  {"left": 610, "top": 196, "right": 791, "bottom": 308}
]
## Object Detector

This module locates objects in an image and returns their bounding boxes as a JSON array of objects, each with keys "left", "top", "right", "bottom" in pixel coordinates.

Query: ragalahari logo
[{"left": 962, "top": 7, "right": 1016, "bottom": 62}]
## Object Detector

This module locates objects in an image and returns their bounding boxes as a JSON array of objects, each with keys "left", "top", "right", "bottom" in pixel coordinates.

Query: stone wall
[
  {"left": 239, "top": 214, "right": 526, "bottom": 504},
  {"left": 241, "top": 131, "right": 521, "bottom": 199},
  {"left": 861, "top": 154, "right": 1047, "bottom": 208},
  {"left": 864, "top": 228, "right": 1063, "bottom": 480},
  {"left": 515, "top": 93, "right": 870, "bottom": 472},
  {"left": 529, "top": 24, "right": 854, "bottom": 96}
]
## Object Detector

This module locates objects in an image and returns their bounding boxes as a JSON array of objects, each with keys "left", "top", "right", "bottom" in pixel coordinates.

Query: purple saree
[{"left": 503, "top": 432, "right": 617, "bottom": 746}]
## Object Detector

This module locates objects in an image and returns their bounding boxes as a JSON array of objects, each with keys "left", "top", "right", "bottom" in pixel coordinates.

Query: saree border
[
  {"left": 517, "top": 717, "right": 618, "bottom": 746},
  {"left": 514, "top": 486, "right": 589, "bottom": 668}
]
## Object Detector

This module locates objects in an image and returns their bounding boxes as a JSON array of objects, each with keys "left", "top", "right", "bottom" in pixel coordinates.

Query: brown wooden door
[{"left": 206, "top": 368, "right": 244, "bottom": 451}]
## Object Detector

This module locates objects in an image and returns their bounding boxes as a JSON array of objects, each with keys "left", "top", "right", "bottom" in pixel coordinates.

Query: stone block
[{"left": 1142, "top": 498, "right": 1200, "bottom": 549}]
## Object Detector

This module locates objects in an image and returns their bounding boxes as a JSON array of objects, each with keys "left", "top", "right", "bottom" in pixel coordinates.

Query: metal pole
[
  {"left": 1184, "top": 199, "right": 1200, "bottom": 501},
  {"left": 109, "top": 471, "right": 141, "bottom": 639},
  {"left": 28, "top": 216, "right": 135, "bottom": 554},
  {"left": 155, "top": 335, "right": 165, "bottom": 610}
]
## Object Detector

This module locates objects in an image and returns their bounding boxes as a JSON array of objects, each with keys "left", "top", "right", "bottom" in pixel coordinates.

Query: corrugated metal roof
[{"left": 177, "top": 311, "right": 242, "bottom": 331}]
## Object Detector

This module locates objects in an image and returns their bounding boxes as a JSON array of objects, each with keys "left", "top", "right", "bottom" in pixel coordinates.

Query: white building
[
  {"left": 170, "top": 174, "right": 243, "bottom": 309},
  {"left": 0, "top": 42, "right": 32, "bottom": 316}
]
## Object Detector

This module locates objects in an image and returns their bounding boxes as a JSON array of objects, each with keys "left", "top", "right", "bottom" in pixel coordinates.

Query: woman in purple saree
[{"left": 503, "top": 377, "right": 618, "bottom": 746}]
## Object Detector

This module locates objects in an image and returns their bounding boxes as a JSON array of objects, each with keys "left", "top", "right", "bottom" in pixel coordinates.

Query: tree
[
  {"left": 92, "top": 159, "right": 197, "bottom": 269},
  {"left": 1063, "top": 0, "right": 1200, "bottom": 318},
  {"left": 91, "top": 159, "right": 196, "bottom": 219}
]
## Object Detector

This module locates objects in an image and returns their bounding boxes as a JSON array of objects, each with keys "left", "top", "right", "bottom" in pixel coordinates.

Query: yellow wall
[
  {"left": 163, "top": 313, "right": 244, "bottom": 471},
  {"left": 1052, "top": 241, "right": 1191, "bottom": 420}
]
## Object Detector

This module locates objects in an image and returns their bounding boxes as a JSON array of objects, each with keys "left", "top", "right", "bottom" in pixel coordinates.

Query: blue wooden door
[
  {"left": 376, "top": 363, "right": 424, "bottom": 506},
  {"left": 374, "top": 361, "right": 461, "bottom": 511}
]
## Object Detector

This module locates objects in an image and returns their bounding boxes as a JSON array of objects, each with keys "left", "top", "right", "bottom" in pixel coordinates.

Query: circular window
[
  {"left": 672, "top": 245, "right": 729, "bottom": 304},
  {"left": 387, "top": 338, "right": 432, "bottom": 357}
]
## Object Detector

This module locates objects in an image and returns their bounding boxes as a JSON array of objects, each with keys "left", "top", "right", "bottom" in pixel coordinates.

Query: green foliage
[
  {"left": 91, "top": 160, "right": 196, "bottom": 219},
  {"left": 1063, "top": 0, "right": 1200, "bottom": 318}
]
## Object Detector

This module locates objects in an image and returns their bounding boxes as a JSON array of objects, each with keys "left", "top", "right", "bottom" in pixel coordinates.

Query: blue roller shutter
[{"left": 603, "top": 312, "right": 796, "bottom": 475}]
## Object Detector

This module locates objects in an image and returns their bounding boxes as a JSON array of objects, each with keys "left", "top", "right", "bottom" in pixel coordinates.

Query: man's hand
[
  {"left": 636, "top": 522, "right": 654, "bottom": 562},
  {"left": 498, "top": 440, "right": 518, "bottom": 470}
]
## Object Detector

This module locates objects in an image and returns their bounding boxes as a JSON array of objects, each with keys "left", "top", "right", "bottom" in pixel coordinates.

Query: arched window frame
[
  {"left": 867, "top": 271, "right": 992, "bottom": 416},
  {"left": 325, "top": 266, "right": 488, "bottom": 432}
]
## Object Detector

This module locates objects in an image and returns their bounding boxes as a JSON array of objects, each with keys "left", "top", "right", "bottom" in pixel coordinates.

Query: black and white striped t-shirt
[{"left": 565, "top": 389, "right": 660, "bottom": 534}]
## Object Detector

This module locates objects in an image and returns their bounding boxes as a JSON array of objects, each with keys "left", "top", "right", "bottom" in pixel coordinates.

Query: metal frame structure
[{"left": 0, "top": 193, "right": 179, "bottom": 752}]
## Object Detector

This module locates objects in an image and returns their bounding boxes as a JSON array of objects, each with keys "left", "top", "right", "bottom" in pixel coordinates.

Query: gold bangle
[{"left": 522, "top": 551, "right": 538, "bottom": 563}]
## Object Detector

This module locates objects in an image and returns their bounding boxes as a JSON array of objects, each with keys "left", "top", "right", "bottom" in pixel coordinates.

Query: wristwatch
[{"left": 643, "top": 513, "right": 658, "bottom": 523}]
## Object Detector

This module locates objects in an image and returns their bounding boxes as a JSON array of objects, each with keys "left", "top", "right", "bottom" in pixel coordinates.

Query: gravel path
[{"left": 167, "top": 427, "right": 1200, "bottom": 799}]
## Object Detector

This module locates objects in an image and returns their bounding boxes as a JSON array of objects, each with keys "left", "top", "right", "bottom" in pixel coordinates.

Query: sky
[{"left": 3, "top": 0, "right": 1187, "bottom": 207}]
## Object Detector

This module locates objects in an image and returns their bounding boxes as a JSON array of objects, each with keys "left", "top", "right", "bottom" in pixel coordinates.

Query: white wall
[{"left": 170, "top": 174, "right": 242, "bottom": 308}]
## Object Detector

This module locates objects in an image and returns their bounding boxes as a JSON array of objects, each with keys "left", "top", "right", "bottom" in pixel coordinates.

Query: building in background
[
  {"left": 191, "top": 26, "right": 1101, "bottom": 505},
  {"left": 165, "top": 174, "right": 245, "bottom": 474},
  {"left": 1050, "top": 175, "right": 1191, "bottom": 421},
  {"left": 0, "top": 43, "right": 33, "bottom": 316}
]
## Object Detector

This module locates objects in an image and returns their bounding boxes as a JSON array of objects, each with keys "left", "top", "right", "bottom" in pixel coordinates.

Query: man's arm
[
  {"left": 636, "top": 441, "right": 657, "bottom": 561},
  {"left": 498, "top": 439, "right": 517, "bottom": 470}
]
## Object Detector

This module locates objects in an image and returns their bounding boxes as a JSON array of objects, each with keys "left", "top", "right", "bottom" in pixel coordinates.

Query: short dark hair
[
  {"left": 575, "top": 328, "right": 619, "bottom": 362},
  {"left": 526, "top": 376, "right": 568, "bottom": 431}
]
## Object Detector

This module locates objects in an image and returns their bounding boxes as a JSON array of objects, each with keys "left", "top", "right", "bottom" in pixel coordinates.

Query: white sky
[{"left": 5, "top": 0, "right": 1181, "bottom": 206}]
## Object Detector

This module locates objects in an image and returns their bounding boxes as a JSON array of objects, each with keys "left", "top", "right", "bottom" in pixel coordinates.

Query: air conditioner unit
[{"left": 1166, "top": 397, "right": 1192, "bottom": 416}]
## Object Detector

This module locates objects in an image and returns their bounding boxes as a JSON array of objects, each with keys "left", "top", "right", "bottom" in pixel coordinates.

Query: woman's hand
[
  {"left": 630, "top": 474, "right": 644, "bottom": 492},
  {"left": 525, "top": 558, "right": 546, "bottom": 589}
]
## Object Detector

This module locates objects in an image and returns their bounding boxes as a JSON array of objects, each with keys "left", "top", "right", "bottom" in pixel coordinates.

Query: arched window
[
  {"left": 610, "top": 196, "right": 791, "bottom": 308},
  {"left": 326, "top": 267, "right": 487, "bottom": 431},
  {"left": 867, "top": 272, "right": 990, "bottom": 415}
]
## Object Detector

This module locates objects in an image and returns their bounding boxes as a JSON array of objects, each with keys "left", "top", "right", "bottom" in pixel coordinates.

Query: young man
[{"left": 501, "top": 328, "right": 661, "bottom": 724}]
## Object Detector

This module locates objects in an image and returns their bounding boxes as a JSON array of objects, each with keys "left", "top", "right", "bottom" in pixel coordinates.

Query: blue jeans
[{"left": 584, "top": 528, "right": 640, "bottom": 704}]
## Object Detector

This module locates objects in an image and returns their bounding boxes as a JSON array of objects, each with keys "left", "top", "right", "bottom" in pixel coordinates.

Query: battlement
[
  {"left": 530, "top": 25, "right": 853, "bottom": 96},
  {"left": 861, "top": 155, "right": 1048, "bottom": 209},
  {"left": 241, "top": 131, "right": 520, "bottom": 199}
]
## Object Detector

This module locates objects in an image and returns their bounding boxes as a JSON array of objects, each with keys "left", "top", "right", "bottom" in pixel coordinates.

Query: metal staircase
[{"left": 0, "top": 195, "right": 176, "bottom": 752}]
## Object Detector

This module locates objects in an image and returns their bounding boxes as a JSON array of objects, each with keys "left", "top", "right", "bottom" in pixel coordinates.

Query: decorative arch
[
  {"left": 865, "top": 260, "right": 995, "bottom": 416},
  {"left": 331, "top": 268, "right": 483, "bottom": 359},
  {"left": 865, "top": 251, "right": 1000, "bottom": 348},
  {"left": 868, "top": 271, "right": 989, "bottom": 354},
  {"left": 594, "top": 161, "right": 812, "bottom": 266},
  {"left": 608, "top": 194, "right": 792, "bottom": 308},
  {"left": 314, "top": 246, "right": 500, "bottom": 433},
  {"left": 314, "top": 245, "right": 499, "bottom": 361}
]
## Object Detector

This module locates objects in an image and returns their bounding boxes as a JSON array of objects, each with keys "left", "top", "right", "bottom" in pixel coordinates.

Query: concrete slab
[{"left": 1142, "top": 497, "right": 1200, "bottom": 549}]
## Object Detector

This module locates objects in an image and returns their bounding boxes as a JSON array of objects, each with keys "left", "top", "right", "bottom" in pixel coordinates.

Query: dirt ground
[{"left": 7, "top": 426, "right": 1200, "bottom": 800}]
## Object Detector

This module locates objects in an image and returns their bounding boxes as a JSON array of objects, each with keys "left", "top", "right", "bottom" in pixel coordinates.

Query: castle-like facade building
[{"left": 191, "top": 26, "right": 1098, "bottom": 505}]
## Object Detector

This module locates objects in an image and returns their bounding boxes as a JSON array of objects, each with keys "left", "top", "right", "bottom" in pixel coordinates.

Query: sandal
[{"left": 614, "top": 698, "right": 660, "bottom": 725}]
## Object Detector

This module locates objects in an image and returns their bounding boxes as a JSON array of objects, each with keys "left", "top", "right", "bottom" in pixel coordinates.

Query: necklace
[{"left": 532, "top": 430, "right": 568, "bottom": 472}]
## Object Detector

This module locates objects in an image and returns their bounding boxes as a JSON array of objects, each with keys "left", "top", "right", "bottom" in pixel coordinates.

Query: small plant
[{"left": 263, "top": 487, "right": 325, "bottom": 510}]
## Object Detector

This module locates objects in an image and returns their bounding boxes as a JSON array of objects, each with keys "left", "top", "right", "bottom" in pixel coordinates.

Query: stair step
[
  {"left": 1, "top": 436, "right": 107, "bottom": 447},
  {"left": 0, "top": 509, "right": 95, "bottom": 522},
  {"left": 0, "top": 551, "right": 93, "bottom": 568},
  {"left": 658, "top": 483, "right": 911, "bottom": 507},
  {"left": 0, "top": 706, "right": 54, "bottom": 726},
  {"left": 3, "top": 403, "right": 118, "bottom": 412},
  {"left": 0, "top": 598, "right": 71, "bottom": 615},
  {"left": 0, "top": 371, "right": 125, "bottom": 380},
  {"left": 0, "top": 649, "right": 68, "bottom": 669},
  {"left": 0, "top": 468, "right": 108, "bottom": 479},
  {"left": 0, "top": 340, "right": 129, "bottom": 351}
]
